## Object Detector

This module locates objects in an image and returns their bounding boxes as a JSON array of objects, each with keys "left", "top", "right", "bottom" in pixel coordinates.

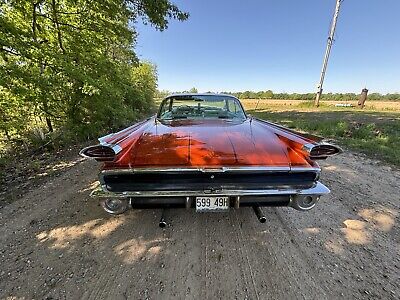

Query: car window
[{"left": 158, "top": 95, "right": 246, "bottom": 120}]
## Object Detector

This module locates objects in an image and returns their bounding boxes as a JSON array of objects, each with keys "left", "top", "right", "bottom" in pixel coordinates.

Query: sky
[{"left": 135, "top": 0, "right": 400, "bottom": 94}]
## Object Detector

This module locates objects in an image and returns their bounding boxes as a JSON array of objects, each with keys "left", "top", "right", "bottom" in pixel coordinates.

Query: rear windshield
[{"left": 158, "top": 95, "right": 246, "bottom": 120}]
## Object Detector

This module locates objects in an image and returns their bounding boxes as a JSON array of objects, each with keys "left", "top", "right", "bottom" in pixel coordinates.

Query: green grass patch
[{"left": 250, "top": 109, "right": 400, "bottom": 166}]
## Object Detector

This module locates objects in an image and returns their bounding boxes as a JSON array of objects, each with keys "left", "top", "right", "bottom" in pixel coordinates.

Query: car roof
[{"left": 165, "top": 93, "right": 239, "bottom": 99}]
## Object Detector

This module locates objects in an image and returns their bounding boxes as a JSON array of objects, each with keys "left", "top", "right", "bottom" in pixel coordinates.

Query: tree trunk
[
  {"left": 46, "top": 117, "right": 53, "bottom": 132},
  {"left": 33, "top": 2, "right": 53, "bottom": 133},
  {"left": 51, "top": 0, "right": 66, "bottom": 54}
]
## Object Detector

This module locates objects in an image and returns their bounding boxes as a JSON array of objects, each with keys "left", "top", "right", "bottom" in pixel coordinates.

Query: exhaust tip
[
  {"left": 159, "top": 209, "right": 168, "bottom": 228},
  {"left": 253, "top": 206, "right": 267, "bottom": 223},
  {"left": 290, "top": 195, "right": 319, "bottom": 211}
]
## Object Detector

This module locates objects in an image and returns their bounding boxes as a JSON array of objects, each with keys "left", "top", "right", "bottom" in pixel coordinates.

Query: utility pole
[{"left": 315, "top": 0, "right": 343, "bottom": 107}]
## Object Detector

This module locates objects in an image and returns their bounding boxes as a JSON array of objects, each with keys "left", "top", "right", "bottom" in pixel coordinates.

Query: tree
[{"left": 0, "top": 0, "right": 188, "bottom": 143}]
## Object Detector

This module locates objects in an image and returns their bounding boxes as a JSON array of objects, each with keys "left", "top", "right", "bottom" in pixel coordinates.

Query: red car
[{"left": 80, "top": 94, "right": 341, "bottom": 226}]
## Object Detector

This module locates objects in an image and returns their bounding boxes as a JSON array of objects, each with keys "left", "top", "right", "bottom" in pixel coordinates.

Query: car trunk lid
[{"left": 132, "top": 119, "right": 298, "bottom": 168}]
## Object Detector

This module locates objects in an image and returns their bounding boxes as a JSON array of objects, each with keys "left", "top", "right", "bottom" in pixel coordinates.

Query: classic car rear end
[{"left": 80, "top": 94, "right": 341, "bottom": 225}]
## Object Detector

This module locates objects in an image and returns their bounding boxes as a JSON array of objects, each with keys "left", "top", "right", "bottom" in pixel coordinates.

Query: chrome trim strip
[
  {"left": 100, "top": 166, "right": 321, "bottom": 175},
  {"left": 98, "top": 142, "right": 122, "bottom": 155},
  {"left": 166, "top": 93, "right": 239, "bottom": 100},
  {"left": 98, "top": 133, "right": 115, "bottom": 144},
  {"left": 159, "top": 94, "right": 247, "bottom": 119},
  {"left": 101, "top": 167, "right": 291, "bottom": 174},
  {"left": 290, "top": 166, "right": 321, "bottom": 173},
  {"left": 91, "top": 181, "right": 330, "bottom": 198}
]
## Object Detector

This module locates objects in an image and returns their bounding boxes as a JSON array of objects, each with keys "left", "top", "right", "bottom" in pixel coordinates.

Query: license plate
[{"left": 195, "top": 197, "right": 229, "bottom": 212}]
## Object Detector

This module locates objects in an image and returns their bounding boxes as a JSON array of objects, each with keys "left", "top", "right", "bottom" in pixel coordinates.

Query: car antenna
[
  {"left": 250, "top": 98, "right": 261, "bottom": 124},
  {"left": 254, "top": 98, "right": 261, "bottom": 112}
]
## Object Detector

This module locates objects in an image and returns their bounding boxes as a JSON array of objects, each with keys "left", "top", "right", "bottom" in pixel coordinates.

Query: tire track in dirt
[
  {"left": 232, "top": 208, "right": 329, "bottom": 299},
  {"left": 201, "top": 212, "right": 254, "bottom": 299},
  {"left": 233, "top": 211, "right": 260, "bottom": 300}
]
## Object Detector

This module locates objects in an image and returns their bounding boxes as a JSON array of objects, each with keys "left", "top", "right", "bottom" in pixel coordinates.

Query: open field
[
  {"left": 242, "top": 99, "right": 400, "bottom": 166},
  {"left": 242, "top": 99, "right": 400, "bottom": 111}
]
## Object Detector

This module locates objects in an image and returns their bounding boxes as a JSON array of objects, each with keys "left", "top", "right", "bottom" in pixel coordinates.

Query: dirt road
[{"left": 0, "top": 152, "right": 399, "bottom": 299}]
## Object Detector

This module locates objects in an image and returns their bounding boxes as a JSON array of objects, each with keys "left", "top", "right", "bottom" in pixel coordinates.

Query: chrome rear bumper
[
  {"left": 92, "top": 181, "right": 329, "bottom": 198},
  {"left": 90, "top": 181, "right": 330, "bottom": 212}
]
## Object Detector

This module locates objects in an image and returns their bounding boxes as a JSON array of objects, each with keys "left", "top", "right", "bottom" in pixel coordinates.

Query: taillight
[
  {"left": 303, "top": 143, "right": 342, "bottom": 159},
  {"left": 79, "top": 145, "right": 120, "bottom": 161}
]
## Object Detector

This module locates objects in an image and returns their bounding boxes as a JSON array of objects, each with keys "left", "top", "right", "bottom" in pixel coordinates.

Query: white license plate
[{"left": 195, "top": 197, "right": 229, "bottom": 212}]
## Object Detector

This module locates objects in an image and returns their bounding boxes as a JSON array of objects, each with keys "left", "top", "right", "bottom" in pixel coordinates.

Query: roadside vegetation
[
  {"left": 243, "top": 100, "right": 400, "bottom": 166},
  {"left": 0, "top": 0, "right": 188, "bottom": 171}
]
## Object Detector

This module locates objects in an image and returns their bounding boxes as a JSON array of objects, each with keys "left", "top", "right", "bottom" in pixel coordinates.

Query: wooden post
[{"left": 358, "top": 88, "right": 368, "bottom": 109}]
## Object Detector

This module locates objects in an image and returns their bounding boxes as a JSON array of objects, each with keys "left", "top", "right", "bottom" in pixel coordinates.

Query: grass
[{"left": 243, "top": 100, "right": 400, "bottom": 166}]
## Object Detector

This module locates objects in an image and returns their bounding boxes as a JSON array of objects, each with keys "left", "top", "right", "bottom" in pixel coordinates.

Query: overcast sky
[{"left": 136, "top": 0, "right": 400, "bottom": 93}]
